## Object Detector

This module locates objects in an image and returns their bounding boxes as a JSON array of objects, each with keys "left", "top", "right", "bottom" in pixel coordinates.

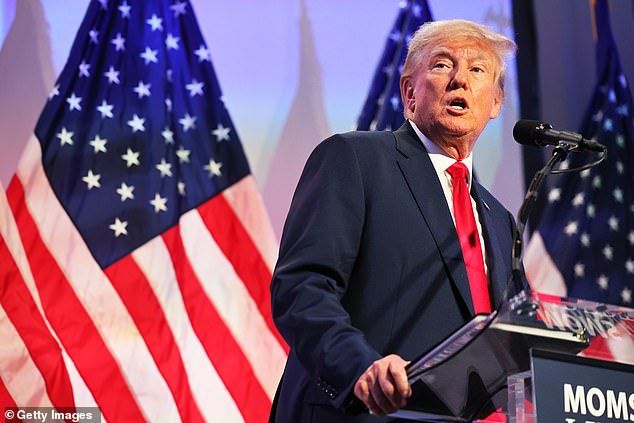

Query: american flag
[
  {"left": 356, "top": 0, "right": 432, "bottom": 131},
  {"left": 524, "top": 1, "right": 634, "bottom": 316},
  {"left": 0, "top": 0, "right": 286, "bottom": 421}
]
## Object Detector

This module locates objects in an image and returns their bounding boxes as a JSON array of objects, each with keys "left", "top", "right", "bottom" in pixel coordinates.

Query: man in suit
[{"left": 269, "top": 19, "right": 523, "bottom": 422}]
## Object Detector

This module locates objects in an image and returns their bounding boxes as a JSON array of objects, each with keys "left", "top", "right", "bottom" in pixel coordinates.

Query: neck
[{"left": 430, "top": 134, "right": 475, "bottom": 161}]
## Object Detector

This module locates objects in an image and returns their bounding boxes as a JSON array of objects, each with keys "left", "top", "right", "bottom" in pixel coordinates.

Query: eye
[
  {"left": 432, "top": 62, "right": 450, "bottom": 70},
  {"left": 471, "top": 64, "right": 488, "bottom": 73}
]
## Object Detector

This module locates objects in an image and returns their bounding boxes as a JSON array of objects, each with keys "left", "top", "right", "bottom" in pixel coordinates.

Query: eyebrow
[{"left": 428, "top": 47, "right": 493, "bottom": 63}]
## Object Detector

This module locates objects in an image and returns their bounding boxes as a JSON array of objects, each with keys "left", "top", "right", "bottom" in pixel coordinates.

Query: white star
[
  {"left": 109, "top": 218, "right": 128, "bottom": 237},
  {"left": 573, "top": 263, "right": 585, "bottom": 278},
  {"left": 177, "top": 180, "right": 186, "bottom": 196},
  {"left": 622, "top": 287, "right": 633, "bottom": 304},
  {"left": 82, "top": 170, "right": 101, "bottom": 190},
  {"left": 150, "top": 193, "right": 168, "bottom": 213},
  {"left": 616, "top": 161, "right": 624, "bottom": 174},
  {"left": 111, "top": 33, "right": 125, "bottom": 51},
  {"left": 603, "top": 244, "right": 614, "bottom": 261},
  {"left": 140, "top": 47, "right": 158, "bottom": 64},
  {"left": 558, "top": 160, "right": 570, "bottom": 171},
  {"left": 629, "top": 231, "right": 634, "bottom": 246},
  {"left": 548, "top": 188, "right": 561, "bottom": 202},
  {"left": 166, "top": 69, "right": 173, "bottom": 82},
  {"left": 156, "top": 159, "right": 173, "bottom": 177},
  {"left": 608, "top": 215, "right": 619, "bottom": 231},
  {"left": 179, "top": 113, "right": 197, "bottom": 132},
  {"left": 613, "top": 188, "right": 624, "bottom": 203},
  {"left": 176, "top": 147, "right": 191, "bottom": 163},
  {"left": 104, "top": 66, "right": 120, "bottom": 84},
  {"left": 96, "top": 100, "right": 114, "bottom": 118},
  {"left": 48, "top": 84, "right": 60, "bottom": 100},
  {"left": 597, "top": 275, "right": 609, "bottom": 290},
  {"left": 89, "top": 135, "right": 107, "bottom": 153},
  {"left": 580, "top": 233, "right": 590, "bottom": 247},
  {"left": 580, "top": 169, "right": 591, "bottom": 179},
  {"left": 97, "top": 0, "right": 108, "bottom": 9},
  {"left": 170, "top": 1, "right": 187, "bottom": 16},
  {"left": 116, "top": 182, "right": 135, "bottom": 202},
  {"left": 89, "top": 28, "right": 99, "bottom": 44},
  {"left": 608, "top": 89, "right": 616, "bottom": 103},
  {"left": 412, "top": 4, "right": 422, "bottom": 17},
  {"left": 204, "top": 159, "right": 222, "bottom": 177},
  {"left": 79, "top": 61, "right": 90, "bottom": 77},
  {"left": 603, "top": 118, "right": 613, "bottom": 131},
  {"left": 133, "top": 81, "right": 151, "bottom": 98},
  {"left": 56, "top": 127, "right": 74, "bottom": 146},
  {"left": 118, "top": 0, "right": 131, "bottom": 18},
  {"left": 212, "top": 124, "right": 231, "bottom": 141},
  {"left": 146, "top": 14, "right": 163, "bottom": 31},
  {"left": 592, "top": 176, "right": 602, "bottom": 189},
  {"left": 165, "top": 98, "right": 173, "bottom": 112},
  {"left": 66, "top": 92, "right": 82, "bottom": 111},
  {"left": 390, "top": 95, "right": 400, "bottom": 110},
  {"left": 592, "top": 110, "right": 603, "bottom": 122},
  {"left": 388, "top": 30, "right": 400, "bottom": 42},
  {"left": 185, "top": 79, "right": 204, "bottom": 97},
  {"left": 617, "top": 104, "right": 629, "bottom": 116},
  {"left": 572, "top": 193, "right": 584, "bottom": 207},
  {"left": 166, "top": 33, "right": 180, "bottom": 50},
  {"left": 127, "top": 114, "right": 145, "bottom": 132},
  {"left": 626, "top": 259, "right": 634, "bottom": 274},
  {"left": 586, "top": 203, "right": 595, "bottom": 218},
  {"left": 161, "top": 128, "right": 174, "bottom": 144},
  {"left": 564, "top": 221, "right": 578, "bottom": 236},
  {"left": 619, "top": 74, "right": 627, "bottom": 87},
  {"left": 617, "top": 135, "right": 625, "bottom": 147},
  {"left": 122, "top": 148, "right": 140, "bottom": 167},
  {"left": 194, "top": 44, "right": 211, "bottom": 62}
]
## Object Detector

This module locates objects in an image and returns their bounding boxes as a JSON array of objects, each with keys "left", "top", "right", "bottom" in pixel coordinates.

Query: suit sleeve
[{"left": 270, "top": 134, "right": 381, "bottom": 408}]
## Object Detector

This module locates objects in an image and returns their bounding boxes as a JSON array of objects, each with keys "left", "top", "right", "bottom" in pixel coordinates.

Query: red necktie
[{"left": 446, "top": 162, "right": 491, "bottom": 314}]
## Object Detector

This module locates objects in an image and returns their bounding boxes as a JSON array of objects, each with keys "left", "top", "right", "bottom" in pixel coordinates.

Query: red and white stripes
[{"left": 1, "top": 136, "right": 286, "bottom": 422}]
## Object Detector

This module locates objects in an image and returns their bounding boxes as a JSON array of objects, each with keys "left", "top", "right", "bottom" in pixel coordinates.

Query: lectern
[{"left": 390, "top": 290, "right": 634, "bottom": 422}]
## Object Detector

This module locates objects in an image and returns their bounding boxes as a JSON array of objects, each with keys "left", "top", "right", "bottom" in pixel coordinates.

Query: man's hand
[{"left": 353, "top": 354, "right": 412, "bottom": 416}]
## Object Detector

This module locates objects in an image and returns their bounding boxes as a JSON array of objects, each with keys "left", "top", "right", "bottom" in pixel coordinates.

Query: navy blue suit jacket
[{"left": 270, "top": 122, "right": 524, "bottom": 422}]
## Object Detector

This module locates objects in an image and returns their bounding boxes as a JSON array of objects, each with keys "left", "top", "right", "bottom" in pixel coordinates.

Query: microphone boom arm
[{"left": 509, "top": 144, "right": 573, "bottom": 296}]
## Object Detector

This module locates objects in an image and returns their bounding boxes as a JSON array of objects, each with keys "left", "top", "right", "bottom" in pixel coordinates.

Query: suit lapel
[
  {"left": 471, "top": 184, "right": 510, "bottom": 309},
  {"left": 393, "top": 123, "right": 475, "bottom": 315}
]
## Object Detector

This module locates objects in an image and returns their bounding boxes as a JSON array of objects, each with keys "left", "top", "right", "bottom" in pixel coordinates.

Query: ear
[
  {"left": 489, "top": 89, "right": 503, "bottom": 119},
  {"left": 400, "top": 76, "right": 416, "bottom": 116}
]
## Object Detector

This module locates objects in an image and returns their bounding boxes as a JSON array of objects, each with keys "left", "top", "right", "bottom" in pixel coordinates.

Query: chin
[{"left": 438, "top": 121, "right": 472, "bottom": 136}]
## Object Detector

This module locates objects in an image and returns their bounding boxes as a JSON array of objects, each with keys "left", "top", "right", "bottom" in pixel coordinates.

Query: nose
[{"left": 449, "top": 66, "right": 468, "bottom": 90}]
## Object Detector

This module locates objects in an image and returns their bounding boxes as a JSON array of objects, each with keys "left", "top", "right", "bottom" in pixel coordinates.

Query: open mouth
[{"left": 449, "top": 99, "right": 468, "bottom": 110}]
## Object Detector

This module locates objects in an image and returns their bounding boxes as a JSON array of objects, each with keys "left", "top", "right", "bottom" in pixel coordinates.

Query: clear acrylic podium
[{"left": 390, "top": 290, "right": 634, "bottom": 422}]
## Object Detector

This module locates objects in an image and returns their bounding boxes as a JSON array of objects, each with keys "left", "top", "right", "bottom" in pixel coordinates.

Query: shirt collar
[{"left": 408, "top": 119, "right": 474, "bottom": 188}]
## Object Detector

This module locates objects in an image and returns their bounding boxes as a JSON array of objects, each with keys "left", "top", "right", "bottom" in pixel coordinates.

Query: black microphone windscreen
[{"left": 512, "top": 120, "right": 545, "bottom": 147}]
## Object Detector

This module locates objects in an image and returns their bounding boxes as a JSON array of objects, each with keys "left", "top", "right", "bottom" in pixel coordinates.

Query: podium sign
[
  {"left": 392, "top": 291, "right": 634, "bottom": 422},
  {"left": 532, "top": 350, "right": 634, "bottom": 423},
  {"left": 525, "top": 292, "right": 634, "bottom": 365}
]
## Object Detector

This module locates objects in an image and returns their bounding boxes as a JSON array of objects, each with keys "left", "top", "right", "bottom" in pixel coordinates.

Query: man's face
[{"left": 403, "top": 37, "right": 502, "bottom": 152}]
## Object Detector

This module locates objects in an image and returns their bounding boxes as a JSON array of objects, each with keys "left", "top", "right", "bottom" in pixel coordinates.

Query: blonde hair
[{"left": 401, "top": 19, "right": 517, "bottom": 95}]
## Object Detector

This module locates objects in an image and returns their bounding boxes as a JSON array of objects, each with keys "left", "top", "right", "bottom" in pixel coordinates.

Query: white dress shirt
[{"left": 408, "top": 120, "right": 489, "bottom": 273}]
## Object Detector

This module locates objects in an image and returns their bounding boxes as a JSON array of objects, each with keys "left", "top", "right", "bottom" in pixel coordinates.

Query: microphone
[{"left": 513, "top": 120, "right": 606, "bottom": 152}]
